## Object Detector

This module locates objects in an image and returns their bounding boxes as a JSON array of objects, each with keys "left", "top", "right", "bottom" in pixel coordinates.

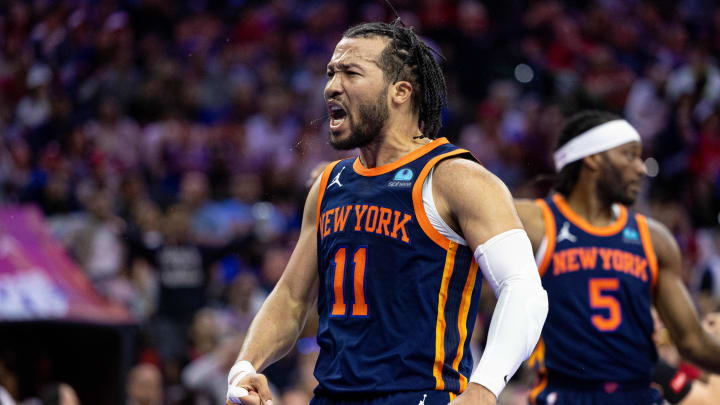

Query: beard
[
  {"left": 329, "top": 89, "right": 389, "bottom": 150},
  {"left": 596, "top": 157, "right": 637, "bottom": 206}
]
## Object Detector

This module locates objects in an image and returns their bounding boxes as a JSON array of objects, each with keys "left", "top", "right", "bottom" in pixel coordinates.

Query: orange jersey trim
[
  {"left": 316, "top": 160, "right": 342, "bottom": 231},
  {"left": 411, "top": 149, "right": 471, "bottom": 250},
  {"left": 552, "top": 194, "right": 628, "bottom": 236},
  {"left": 528, "top": 339, "right": 547, "bottom": 405},
  {"left": 352, "top": 137, "right": 449, "bottom": 176},
  {"left": 535, "top": 199, "right": 556, "bottom": 277},
  {"left": 451, "top": 260, "right": 479, "bottom": 393},
  {"left": 529, "top": 372, "right": 548, "bottom": 405},
  {"left": 527, "top": 338, "right": 546, "bottom": 372},
  {"left": 433, "top": 241, "right": 457, "bottom": 391},
  {"left": 636, "top": 214, "right": 659, "bottom": 291}
]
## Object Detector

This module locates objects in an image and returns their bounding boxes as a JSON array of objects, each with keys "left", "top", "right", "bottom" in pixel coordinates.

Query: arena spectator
[
  {"left": 67, "top": 188, "right": 125, "bottom": 288},
  {"left": 126, "top": 363, "right": 163, "bottom": 405},
  {"left": 38, "top": 382, "right": 81, "bottom": 405}
]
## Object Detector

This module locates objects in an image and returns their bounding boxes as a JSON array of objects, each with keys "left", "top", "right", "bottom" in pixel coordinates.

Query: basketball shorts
[
  {"left": 311, "top": 390, "right": 453, "bottom": 405},
  {"left": 531, "top": 374, "right": 663, "bottom": 405}
]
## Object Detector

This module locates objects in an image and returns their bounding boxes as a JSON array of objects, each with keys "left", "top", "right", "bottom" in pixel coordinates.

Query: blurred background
[{"left": 2, "top": 0, "right": 720, "bottom": 404}]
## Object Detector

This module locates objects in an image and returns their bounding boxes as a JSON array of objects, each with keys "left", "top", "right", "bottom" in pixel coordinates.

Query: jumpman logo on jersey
[
  {"left": 557, "top": 221, "right": 577, "bottom": 243},
  {"left": 327, "top": 167, "right": 345, "bottom": 189},
  {"left": 418, "top": 394, "right": 427, "bottom": 405}
]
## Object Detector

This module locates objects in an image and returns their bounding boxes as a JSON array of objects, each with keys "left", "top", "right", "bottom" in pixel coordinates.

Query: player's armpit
[
  {"left": 431, "top": 157, "right": 524, "bottom": 248},
  {"left": 514, "top": 199, "right": 546, "bottom": 253},
  {"left": 651, "top": 218, "right": 720, "bottom": 373}
]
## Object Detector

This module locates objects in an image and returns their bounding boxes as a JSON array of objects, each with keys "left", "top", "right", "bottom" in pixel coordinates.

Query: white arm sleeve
[{"left": 469, "top": 229, "right": 548, "bottom": 398}]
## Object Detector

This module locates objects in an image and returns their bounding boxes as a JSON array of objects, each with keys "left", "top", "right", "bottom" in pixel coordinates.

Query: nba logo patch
[
  {"left": 394, "top": 168, "right": 413, "bottom": 181},
  {"left": 623, "top": 227, "right": 640, "bottom": 244}
]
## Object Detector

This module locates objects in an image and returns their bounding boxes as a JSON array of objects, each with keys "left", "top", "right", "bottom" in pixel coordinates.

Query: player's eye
[{"left": 327, "top": 71, "right": 334, "bottom": 78}]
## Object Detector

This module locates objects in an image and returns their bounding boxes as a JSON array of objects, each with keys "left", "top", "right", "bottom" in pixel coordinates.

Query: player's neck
[
  {"left": 565, "top": 181, "right": 617, "bottom": 227},
  {"left": 357, "top": 122, "right": 429, "bottom": 168}
]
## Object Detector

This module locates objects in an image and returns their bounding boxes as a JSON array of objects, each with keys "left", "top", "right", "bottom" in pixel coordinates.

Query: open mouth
[{"left": 328, "top": 102, "right": 347, "bottom": 129}]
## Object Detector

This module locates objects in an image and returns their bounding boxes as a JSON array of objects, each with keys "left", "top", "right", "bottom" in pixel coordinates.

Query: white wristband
[
  {"left": 228, "top": 360, "right": 256, "bottom": 385},
  {"left": 227, "top": 360, "right": 255, "bottom": 404}
]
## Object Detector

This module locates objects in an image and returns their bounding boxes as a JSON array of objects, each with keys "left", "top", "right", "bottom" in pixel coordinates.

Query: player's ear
[
  {"left": 583, "top": 154, "right": 603, "bottom": 171},
  {"left": 390, "top": 80, "right": 413, "bottom": 106}
]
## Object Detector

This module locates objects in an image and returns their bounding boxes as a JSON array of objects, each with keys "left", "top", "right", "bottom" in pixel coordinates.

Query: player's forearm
[
  {"left": 678, "top": 332, "right": 720, "bottom": 373},
  {"left": 472, "top": 275, "right": 547, "bottom": 395},
  {"left": 470, "top": 229, "right": 548, "bottom": 397},
  {"left": 235, "top": 286, "right": 312, "bottom": 372}
]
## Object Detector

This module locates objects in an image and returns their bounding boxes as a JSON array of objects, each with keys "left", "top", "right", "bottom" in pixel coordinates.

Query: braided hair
[
  {"left": 554, "top": 110, "right": 622, "bottom": 195},
  {"left": 343, "top": 21, "right": 447, "bottom": 139}
]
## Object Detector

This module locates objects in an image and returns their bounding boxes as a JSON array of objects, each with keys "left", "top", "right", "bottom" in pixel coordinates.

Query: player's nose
[
  {"left": 636, "top": 158, "right": 647, "bottom": 176},
  {"left": 324, "top": 75, "right": 342, "bottom": 100}
]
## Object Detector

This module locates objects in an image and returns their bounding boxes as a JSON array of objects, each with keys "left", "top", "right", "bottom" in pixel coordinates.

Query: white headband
[{"left": 553, "top": 119, "right": 641, "bottom": 171}]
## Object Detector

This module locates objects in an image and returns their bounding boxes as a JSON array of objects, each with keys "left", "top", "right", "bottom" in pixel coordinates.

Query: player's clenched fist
[
  {"left": 447, "top": 383, "right": 497, "bottom": 405},
  {"left": 226, "top": 361, "right": 273, "bottom": 405}
]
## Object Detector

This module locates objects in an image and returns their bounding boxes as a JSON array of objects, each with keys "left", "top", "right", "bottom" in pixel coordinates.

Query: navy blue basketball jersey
[
  {"left": 314, "top": 138, "right": 482, "bottom": 397},
  {"left": 529, "top": 194, "right": 658, "bottom": 396}
]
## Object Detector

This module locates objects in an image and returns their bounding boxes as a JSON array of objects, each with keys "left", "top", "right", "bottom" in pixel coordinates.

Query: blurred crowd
[{"left": 2, "top": 0, "right": 720, "bottom": 404}]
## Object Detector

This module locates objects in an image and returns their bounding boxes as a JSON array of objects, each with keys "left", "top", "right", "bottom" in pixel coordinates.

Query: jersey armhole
[
  {"left": 535, "top": 199, "right": 556, "bottom": 277},
  {"left": 411, "top": 149, "right": 473, "bottom": 250},
  {"left": 636, "top": 214, "right": 659, "bottom": 292},
  {"left": 422, "top": 167, "right": 467, "bottom": 245},
  {"left": 316, "top": 160, "right": 342, "bottom": 231}
]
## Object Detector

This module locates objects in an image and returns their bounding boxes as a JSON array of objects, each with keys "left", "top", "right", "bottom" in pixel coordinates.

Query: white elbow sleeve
[{"left": 469, "top": 229, "right": 548, "bottom": 398}]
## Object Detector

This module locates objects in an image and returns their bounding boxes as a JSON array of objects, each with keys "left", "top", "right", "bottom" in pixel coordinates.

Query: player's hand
[
  {"left": 226, "top": 373, "right": 272, "bottom": 405},
  {"left": 448, "top": 383, "right": 497, "bottom": 405},
  {"left": 226, "top": 361, "right": 273, "bottom": 405}
]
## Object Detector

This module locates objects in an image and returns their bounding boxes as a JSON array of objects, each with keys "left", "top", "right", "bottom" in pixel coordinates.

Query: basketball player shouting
[{"left": 226, "top": 21, "right": 548, "bottom": 405}]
